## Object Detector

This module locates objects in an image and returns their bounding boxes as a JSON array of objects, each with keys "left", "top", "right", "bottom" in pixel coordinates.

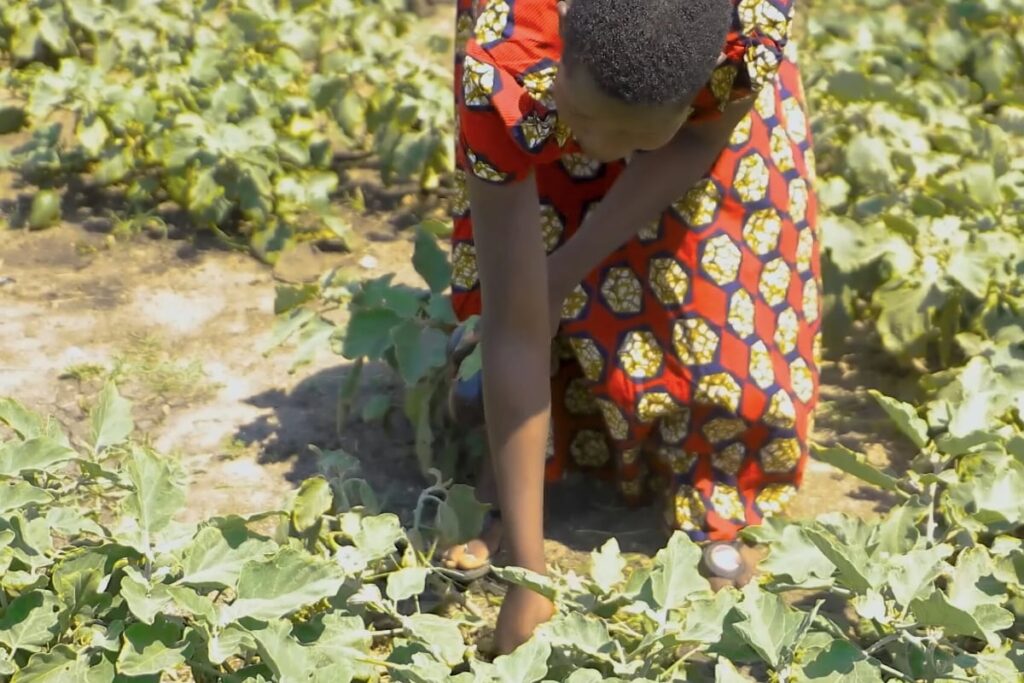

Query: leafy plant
[
  {"left": 273, "top": 225, "right": 485, "bottom": 480},
  {"left": 808, "top": 0, "right": 1024, "bottom": 371},
  {"left": 2, "top": 385, "right": 1021, "bottom": 682},
  {"left": 0, "top": 0, "right": 452, "bottom": 261}
]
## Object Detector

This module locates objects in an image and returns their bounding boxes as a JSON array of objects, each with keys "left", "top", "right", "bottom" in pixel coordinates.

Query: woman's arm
[
  {"left": 468, "top": 171, "right": 551, "bottom": 575},
  {"left": 547, "top": 99, "right": 754, "bottom": 312}
]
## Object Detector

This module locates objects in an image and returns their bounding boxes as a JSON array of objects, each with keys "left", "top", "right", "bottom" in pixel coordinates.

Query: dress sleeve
[
  {"left": 455, "top": 0, "right": 569, "bottom": 184},
  {"left": 688, "top": 0, "right": 794, "bottom": 122}
]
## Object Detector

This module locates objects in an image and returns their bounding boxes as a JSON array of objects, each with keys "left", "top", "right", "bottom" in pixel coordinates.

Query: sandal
[
  {"left": 447, "top": 321, "right": 484, "bottom": 426},
  {"left": 435, "top": 509, "right": 502, "bottom": 584},
  {"left": 699, "top": 541, "right": 761, "bottom": 590}
]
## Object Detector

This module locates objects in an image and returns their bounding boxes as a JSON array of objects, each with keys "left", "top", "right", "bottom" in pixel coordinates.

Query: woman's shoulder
[{"left": 460, "top": 0, "right": 561, "bottom": 69}]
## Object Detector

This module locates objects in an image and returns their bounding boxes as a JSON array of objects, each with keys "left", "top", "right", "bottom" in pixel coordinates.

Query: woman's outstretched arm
[{"left": 468, "top": 171, "right": 550, "bottom": 576}]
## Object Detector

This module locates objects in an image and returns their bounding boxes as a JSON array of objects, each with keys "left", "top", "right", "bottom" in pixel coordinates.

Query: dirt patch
[{"left": 0, "top": 221, "right": 915, "bottom": 571}]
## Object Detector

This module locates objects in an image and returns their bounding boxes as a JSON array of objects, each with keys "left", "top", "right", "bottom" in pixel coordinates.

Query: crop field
[{"left": 0, "top": 0, "right": 1022, "bottom": 681}]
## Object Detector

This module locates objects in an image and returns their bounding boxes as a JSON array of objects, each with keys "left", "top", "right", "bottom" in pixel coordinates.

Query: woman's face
[{"left": 552, "top": 61, "right": 692, "bottom": 163}]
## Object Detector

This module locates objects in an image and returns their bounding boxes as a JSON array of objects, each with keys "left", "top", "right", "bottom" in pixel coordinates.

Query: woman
[{"left": 442, "top": 0, "right": 820, "bottom": 653}]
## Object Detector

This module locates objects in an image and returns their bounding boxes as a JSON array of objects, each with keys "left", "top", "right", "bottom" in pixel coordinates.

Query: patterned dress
[{"left": 450, "top": 0, "right": 821, "bottom": 541}]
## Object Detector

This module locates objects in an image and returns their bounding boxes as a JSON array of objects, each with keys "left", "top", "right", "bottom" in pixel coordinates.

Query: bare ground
[{"left": 0, "top": 218, "right": 918, "bottom": 572}]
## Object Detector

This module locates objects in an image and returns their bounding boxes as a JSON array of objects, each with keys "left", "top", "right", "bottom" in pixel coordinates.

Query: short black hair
[{"left": 562, "top": 0, "right": 733, "bottom": 105}]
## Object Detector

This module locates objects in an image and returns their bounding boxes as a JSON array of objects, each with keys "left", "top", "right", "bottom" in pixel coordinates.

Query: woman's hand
[{"left": 494, "top": 586, "right": 556, "bottom": 654}]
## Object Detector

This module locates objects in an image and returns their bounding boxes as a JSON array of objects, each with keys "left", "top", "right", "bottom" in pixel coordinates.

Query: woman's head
[{"left": 554, "top": 0, "right": 732, "bottom": 161}]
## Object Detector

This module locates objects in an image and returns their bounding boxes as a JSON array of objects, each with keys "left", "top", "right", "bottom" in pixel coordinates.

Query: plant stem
[
  {"left": 925, "top": 482, "right": 938, "bottom": 547},
  {"left": 865, "top": 632, "right": 901, "bottom": 655}
]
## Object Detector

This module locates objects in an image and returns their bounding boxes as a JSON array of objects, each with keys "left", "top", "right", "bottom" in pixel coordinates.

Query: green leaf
[
  {"left": 493, "top": 637, "right": 550, "bottom": 683},
  {"left": 760, "top": 525, "right": 835, "bottom": 584},
  {"left": 11, "top": 645, "right": 87, "bottom": 682},
  {"left": 799, "top": 639, "right": 883, "bottom": 682},
  {"left": 404, "top": 613, "right": 466, "bottom": 666},
  {"left": 875, "top": 503, "right": 922, "bottom": 556},
  {"left": 176, "top": 519, "right": 275, "bottom": 589},
  {"left": 391, "top": 321, "right": 448, "bottom": 385},
  {"left": 387, "top": 567, "right": 428, "bottom": 601},
  {"left": 590, "top": 538, "right": 626, "bottom": 593},
  {"left": 715, "top": 659, "right": 756, "bottom": 682},
  {"left": 845, "top": 134, "right": 893, "bottom": 188},
  {"left": 166, "top": 585, "right": 217, "bottom": 625},
  {"left": 647, "top": 532, "right": 709, "bottom": 610},
  {"left": 77, "top": 114, "right": 109, "bottom": 157},
  {"left": 867, "top": 391, "right": 929, "bottom": 450},
  {"left": 732, "top": 583, "right": 806, "bottom": 668},
  {"left": 679, "top": 590, "right": 737, "bottom": 643},
  {"left": 52, "top": 549, "right": 108, "bottom": 611},
  {"left": 811, "top": 444, "right": 901, "bottom": 493},
  {"left": 412, "top": 228, "right": 452, "bottom": 294},
  {"left": 90, "top": 383, "right": 134, "bottom": 453},
  {"left": 544, "top": 612, "right": 613, "bottom": 657},
  {"left": 274, "top": 283, "right": 320, "bottom": 315},
  {"left": 207, "top": 623, "right": 255, "bottom": 665},
  {"left": 0, "top": 590, "right": 62, "bottom": 653},
  {"left": 249, "top": 619, "right": 318, "bottom": 683},
  {"left": 910, "top": 589, "right": 1011, "bottom": 647},
  {"left": 361, "top": 394, "right": 392, "bottom": 422},
  {"left": 352, "top": 513, "right": 404, "bottom": 561},
  {"left": 120, "top": 567, "right": 172, "bottom": 625},
  {"left": 492, "top": 566, "right": 558, "bottom": 601},
  {"left": 221, "top": 547, "right": 346, "bottom": 623},
  {"left": 341, "top": 308, "right": 402, "bottom": 360},
  {"left": 292, "top": 476, "right": 333, "bottom": 533},
  {"left": 0, "top": 481, "right": 52, "bottom": 515},
  {"left": 116, "top": 619, "right": 188, "bottom": 676},
  {"left": 436, "top": 484, "right": 489, "bottom": 546},
  {"left": 0, "top": 437, "right": 76, "bottom": 477},
  {"left": 120, "top": 446, "right": 186, "bottom": 552},
  {"left": 802, "top": 525, "right": 872, "bottom": 594},
  {"left": 0, "top": 399, "right": 65, "bottom": 443},
  {"left": 887, "top": 544, "right": 953, "bottom": 607}
]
